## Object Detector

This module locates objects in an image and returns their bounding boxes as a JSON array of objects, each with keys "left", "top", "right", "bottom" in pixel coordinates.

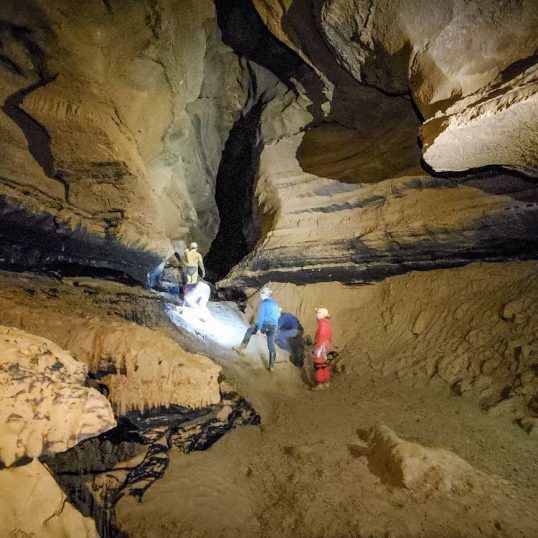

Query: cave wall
[
  {"left": 252, "top": 0, "right": 538, "bottom": 173},
  {"left": 220, "top": 0, "right": 538, "bottom": 287},
  {"left": 0, "top": 0, "right": 249, "bottom": 282},
  {"left": 0, "top": 0, "right": 536, "bottom": 288}
]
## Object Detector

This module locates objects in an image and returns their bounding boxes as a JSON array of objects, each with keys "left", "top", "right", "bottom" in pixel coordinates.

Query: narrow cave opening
[
  {"left": 204, "top": 0, "right": 324, "bottom": 284},
  {"left": 204, "top": 100, "right": 264, "bottom": 282}
]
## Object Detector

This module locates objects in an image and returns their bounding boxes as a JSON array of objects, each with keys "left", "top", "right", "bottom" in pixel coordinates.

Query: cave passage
[{"left": 204, "top": 101, "right": 264, "bottom": 282}]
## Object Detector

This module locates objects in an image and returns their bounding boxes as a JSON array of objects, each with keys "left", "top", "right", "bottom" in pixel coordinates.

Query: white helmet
[
  {"left": 190, "top": 242, "right": 198, "bottom": 249},
  {"left": 260, "top": 287, "right": 272, "bottom": 298},
  {"left": 315, "top": 307, "right": 330, "bottom": 318}
]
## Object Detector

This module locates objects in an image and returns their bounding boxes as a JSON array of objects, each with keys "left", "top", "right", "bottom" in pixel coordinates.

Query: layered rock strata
[
  {"left": 0, "top": 277, "right": 221, "bottom": 415},
  {"left": 222, "top": 124, "right": 537, "bottom": 287},
  {"left": 48, "top": 383, "right": 260, "bottom": 537},
  {"left": 0, "top": 0, "right": 249, "bottom": 281},
  {"left": 218, "top": 0, "right": 537, "bottom": 287},
  {"left": 252, "top": 0, "right": 538, "bottom": 174}
]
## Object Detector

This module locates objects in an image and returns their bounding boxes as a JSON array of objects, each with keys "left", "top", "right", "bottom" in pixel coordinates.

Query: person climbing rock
[
  {"left": 234, "top": 287, "right": 280, "bottom": 371},
  {"left": 312, "top": 307, "right": 333, "bottom": 390},
  {"left": 183, "top": 242, "right": 206, "bottom": 284}
]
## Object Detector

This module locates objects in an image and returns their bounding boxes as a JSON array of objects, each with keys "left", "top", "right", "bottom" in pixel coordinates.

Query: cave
[
  {"left": 203, "top": 99, "right": 264, "bottom": 282},
  {"left": 0, "top": 1, "right": 537, "bottom": 538}
]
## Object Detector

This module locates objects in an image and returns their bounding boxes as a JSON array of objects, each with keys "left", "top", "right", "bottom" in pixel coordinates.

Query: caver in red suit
[{"left": 313, "top": 308, "right": 332, "bottom": 387}]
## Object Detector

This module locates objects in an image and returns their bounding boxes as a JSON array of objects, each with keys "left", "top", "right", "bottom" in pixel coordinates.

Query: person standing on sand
[
  {"left": 312, "top": 307, "right": 333, "bottom": 390},
  {"left": 234, "top": 287, "right": 280, "bottom": 371}
]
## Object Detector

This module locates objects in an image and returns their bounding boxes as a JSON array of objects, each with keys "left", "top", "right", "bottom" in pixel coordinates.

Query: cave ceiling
[{"left": 0, "top": 0, "right": 535, "bottom": 286}]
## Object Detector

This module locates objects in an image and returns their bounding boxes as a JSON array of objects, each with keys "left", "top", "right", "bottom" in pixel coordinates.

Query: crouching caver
[
  {"left": 312, "top": 307, "right": 333, "bottom": 390},
  {"left": 234, "top": 287, "right": 280, "bottom": 371}
]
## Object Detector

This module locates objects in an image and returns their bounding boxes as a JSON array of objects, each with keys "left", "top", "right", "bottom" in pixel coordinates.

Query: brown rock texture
[
  {"left": 249, "top": 261, "right": 538, "bottom": 419},
  {"left": 0, "top": 459, "right": 98, "bottom": 537},
  {"left": 215, "top": 1, "right": 537, "bottom": 287},
  {"left": 366, "top": 424, "right": 485, "bottom": 492},
  {"left": 253, "top": 0, "right": 538, "bottom": 174},
  {"left": 222, "top": 121, "right": 537, "bottom": 286},
  {"left": 0, "top": 0, "right": 249, "bottom": 281},
  {"left": 0, "top": 325, "right": 115, "bottom": 466},
  {"left": 0, "top": 273, "right": 221, "bottom": 415}
]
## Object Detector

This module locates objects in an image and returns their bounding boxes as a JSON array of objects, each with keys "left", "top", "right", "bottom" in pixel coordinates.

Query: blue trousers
[{"left": 242, "top": 323, "right": 277, "bottom": 357}]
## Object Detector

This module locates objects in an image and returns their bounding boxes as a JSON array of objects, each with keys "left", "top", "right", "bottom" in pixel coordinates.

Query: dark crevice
[
  {"left": 204, "top": 100, "right": 265, "bottom": 282},
  {"left": 215, "top": 0, "right": 303, "bottom": 87},
  {"left": 0, "top": 22, "right": 68, "bottom": 197},
  {"left": 214, "top": 0, "right": 325, "bottom": 111},
  {"left": 0, "top": 197, "right": 160, "bottom": 285},
  {"left": 420, "top": 157, "right": 538, "bottom": 184},
  {"left": 47, "top": 387, "right": 260, "bottom": 538},
  {"left": 2, "top": 78, "right": 66, "bottom": 193}
]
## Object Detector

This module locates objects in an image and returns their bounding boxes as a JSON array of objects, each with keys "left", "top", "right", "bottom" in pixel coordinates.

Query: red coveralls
[{"left": 314, "top": 317, "right": 333, "bottom": 386}]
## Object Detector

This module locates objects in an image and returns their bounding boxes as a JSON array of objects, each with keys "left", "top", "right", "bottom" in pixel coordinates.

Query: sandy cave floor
[{"left": 116, "top": 301, "right": 538, "bottom": 538}]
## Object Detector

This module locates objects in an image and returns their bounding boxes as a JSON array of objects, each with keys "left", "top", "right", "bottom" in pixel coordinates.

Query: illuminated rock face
[
  {"left": 0, "top": 325, "right": 115, "bottom": 467},
  {"left": 0, "top": 0, "right": 536, "bottom": 287},
  {"left": 0, "top": 278, "right": 222, "bottom": 416},
  {"left": 252, "top": 0, "right": 538, "bottom": 174},
  {"left": 219, "top": 0, "right": 538, "bottom": 287},
  {"left": 0, "top": 0, "right": 248, "bottom": 282}
]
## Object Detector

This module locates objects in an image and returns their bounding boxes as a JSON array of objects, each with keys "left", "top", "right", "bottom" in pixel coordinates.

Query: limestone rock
[
  {"left": 222, "top": 126, "right": 537, "bottom": 287},
  {"left": 366, "top": 424, "right": 483, "bottom": 492},
  {"left": 421, "top": 65, "right": 538, "bottom": 175},
  {"left": 253, "top": 0, "right": 538, "bottom": 175},
  {"left": 0, "top": 0, "right": 248, "bottom": 282},
  {"left": 0, "top": 325, "right": 115, "bottom": 466},
  {"left": 0, "top": 459, "right": 98, "bottom": 538},
  {"left": 0, "top": 275, "right": 222, "bottom": 415}
]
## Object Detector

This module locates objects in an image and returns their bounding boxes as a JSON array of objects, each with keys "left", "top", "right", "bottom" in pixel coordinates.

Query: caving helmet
[
  {"left": 315, "top": 307, "right": 330, "bottom": 319},
  {"left": 190, "top": 242, "right": 198, "bottom": 249},
  {"left": 260, "top": 287, "right": 272, "bottom": 299}
]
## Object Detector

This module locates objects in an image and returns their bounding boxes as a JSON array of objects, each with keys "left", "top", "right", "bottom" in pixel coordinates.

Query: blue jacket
[
  {"left": 257, "top": 298, "right": 280, "bottom": 329},
  {"left": 278, "top": 312, "right": 302, "bottom": 331}
]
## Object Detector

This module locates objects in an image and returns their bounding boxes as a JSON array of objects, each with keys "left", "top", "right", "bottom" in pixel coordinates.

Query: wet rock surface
[{"left": 48, "top": 384, "right": 260, "bottom": 537}]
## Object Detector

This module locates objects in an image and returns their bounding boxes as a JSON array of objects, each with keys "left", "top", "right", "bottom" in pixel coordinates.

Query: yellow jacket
[{"left": 185, "top": 248, "right": 205, "bottom": 273}]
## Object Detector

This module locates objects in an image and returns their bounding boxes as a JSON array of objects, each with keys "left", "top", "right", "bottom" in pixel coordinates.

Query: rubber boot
[
  {"left": 268, "top": 351, "right": 276, "bottom": 371},
  {"left": 233, "top": 342, "right": 247, "bottom": 354}
]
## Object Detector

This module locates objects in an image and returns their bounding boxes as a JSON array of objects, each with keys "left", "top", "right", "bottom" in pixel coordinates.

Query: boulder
[
  {"left": 0, "top": 325, "right": 115, "bottom": 466},
  {"left": 366, "top": 424, "right": 483, "bottom": 493},
  {"left": 0, "top": 459, "right": 98, "bottom": 537}
]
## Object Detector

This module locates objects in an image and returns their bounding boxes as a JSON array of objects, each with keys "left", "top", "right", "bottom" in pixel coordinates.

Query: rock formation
[
  {"left": 0, "top": 273, "right": 222, "bottom": 415},
  {"left": 0, "top": 0, "right": 249, "bottom": 282},
  {"left": 365, "top": 424, "right": 486, "bottom": 492},
  {"left": 219, "top": 0, "right": 538, "bottom": 287},
  {"left": 1, "top": 0, "right": 535, "bottom": 287},
  {"left": 0, "top": 1, "right": 537, "bottom": 536},
  {"left": 252, "top": 0, "right": 538, "bottom": 174},
  {"left": 0, "top": 459, "right": 99, "bottom": 538},
  {"left": 0, "top": 325, "right": 115, "bottom": 466}
]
